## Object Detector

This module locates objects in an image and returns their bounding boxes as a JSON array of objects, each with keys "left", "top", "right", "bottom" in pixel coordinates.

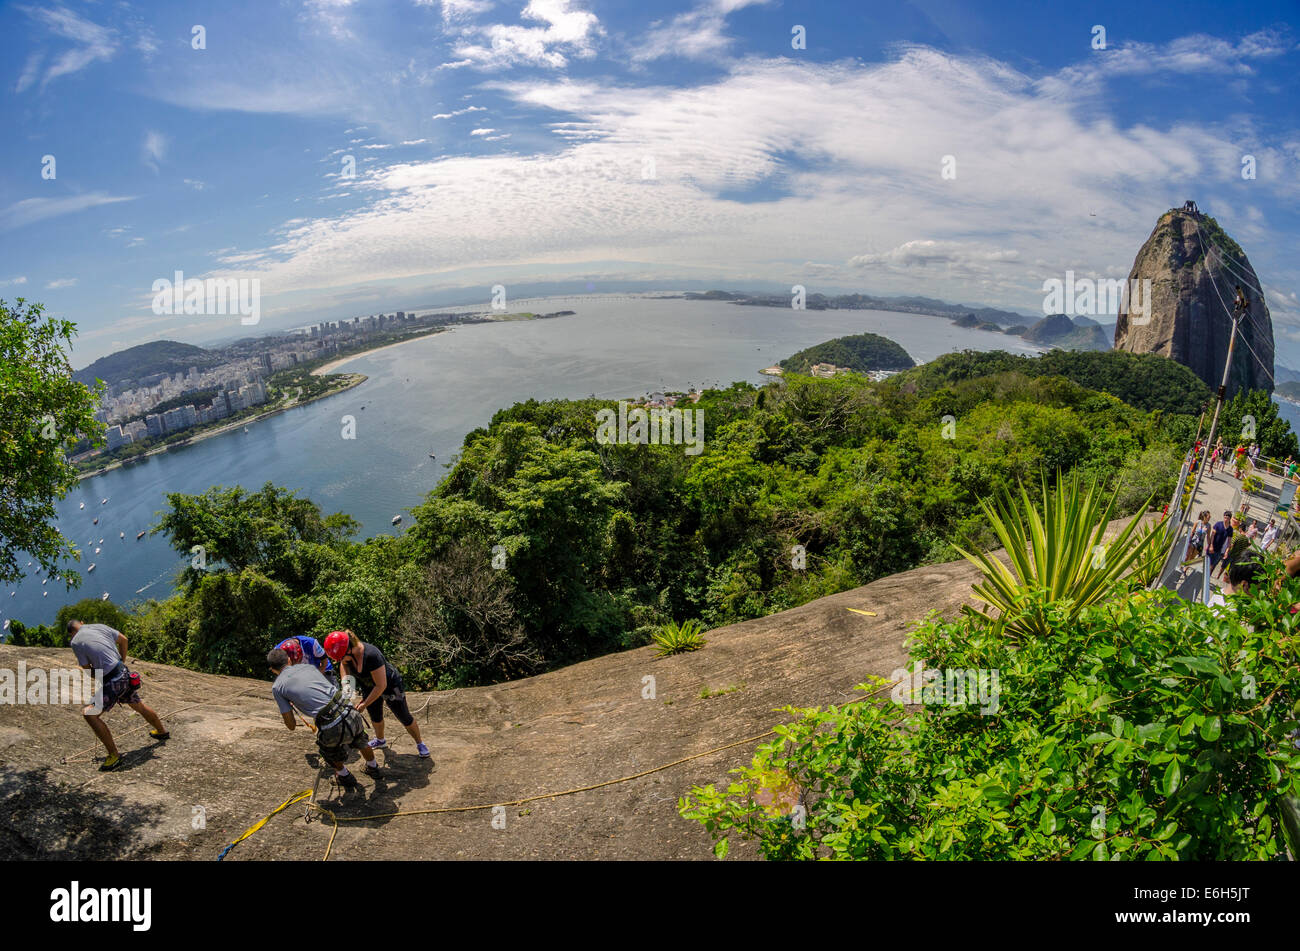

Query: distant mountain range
[
  {"left": 687, "top": 290, "right": 1111, "bottom": 352},
  {"left": 685, "top": 289, "right": 1034, "bottom": 326}
]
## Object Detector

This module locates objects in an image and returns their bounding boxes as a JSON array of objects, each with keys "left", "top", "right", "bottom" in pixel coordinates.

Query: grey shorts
[{"left": 316, "top": 707, "right": 370, "bottom": 763}]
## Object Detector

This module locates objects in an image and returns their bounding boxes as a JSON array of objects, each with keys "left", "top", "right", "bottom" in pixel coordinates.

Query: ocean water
[{"left": 4, "top": 296, "right": 1042, "bottom": 628}]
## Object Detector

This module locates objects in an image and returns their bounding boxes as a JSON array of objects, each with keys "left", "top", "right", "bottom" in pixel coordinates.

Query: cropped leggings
[{"left": 363, "top": 677, "right": 414, "bottom": 727}]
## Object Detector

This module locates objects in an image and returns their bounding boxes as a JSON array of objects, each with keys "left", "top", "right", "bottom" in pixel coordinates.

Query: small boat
[
  {"left": 94, "top": 547, "right": 101, "bottom": 554},
  {"left": 42, "top": 578, "right": 48, "bottom": 585},
  {"left": 43, "top": 591, "right": 48, "bottom": 597},
  {"left": 428, "top": 453, "right": 436, "bottom": 459},
  {"left": 93, "top": 517, "right": 99, "bottom": 525},
  {"left": 87, "top": 564, "right": 96, "bottom": 572},
  {"left": 79, "top": 502, "right": 85, "bottom": 510},
  {"left": 244, "top": 426, "right": 249, "bottom": 433},
  {"left": 136, "top": 531, "right": 147, "bottom": 540},
  {"left": 101, "top": 498, "right": 108, "bottom": 504},
  {"left": 9, "top": 591, "right": 14, "bottom": 597},
  {"left": 120, "top": 532, "right": 125, "bottom": 539},
  {"left": 101, "top": 592, "right": 110, "bottom": 601},
  {"left": 98, "top": 538, "right": 104, "bottom": 543},
  {"left": 391, "top": 515, "right": 402, "bottom": 525}
]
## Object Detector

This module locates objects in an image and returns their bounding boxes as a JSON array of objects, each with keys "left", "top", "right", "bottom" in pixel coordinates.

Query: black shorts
[{"left": 364, "top": 678, "right": 413, "bottom": 726}]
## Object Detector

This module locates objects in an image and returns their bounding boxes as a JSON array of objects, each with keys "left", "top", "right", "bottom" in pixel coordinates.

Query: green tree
[
  {"left": 1220, "top": 389, "right": 1298, "bottom": 460},
  {"left": 56, "top": 598, "right": 133, "bottom": 635},
  {"left": 153, "top": 482, "right": 357, "bottom": 591},
  {"left": 0, "top": 299, "right": 104, "bottom": 585}
]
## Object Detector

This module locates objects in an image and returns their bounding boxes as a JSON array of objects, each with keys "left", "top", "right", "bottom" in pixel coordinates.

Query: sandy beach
[{"left": 310, "top": 328, "right": 450, "bottom": 376}]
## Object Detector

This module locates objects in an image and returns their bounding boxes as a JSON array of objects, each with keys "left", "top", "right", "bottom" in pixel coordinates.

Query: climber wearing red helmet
[
  {"left": 273, "top": 635, "right": 334, "bottom": 679},
  {"left": 330, "top": 631, "right": 431, "bottom": 760}
]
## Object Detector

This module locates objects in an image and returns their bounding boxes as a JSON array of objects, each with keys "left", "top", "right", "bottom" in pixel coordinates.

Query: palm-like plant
[
  {"left": 651, "top": 619, "right": 707, "bottom": 656},
  {"left": 954, "top": 471, "right": 1162, "bottom": 640}
]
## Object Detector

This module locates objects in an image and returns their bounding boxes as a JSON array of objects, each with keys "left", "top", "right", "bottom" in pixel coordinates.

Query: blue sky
[{"left": 2, "top": 0, "right": 1299, "bottom": 367}]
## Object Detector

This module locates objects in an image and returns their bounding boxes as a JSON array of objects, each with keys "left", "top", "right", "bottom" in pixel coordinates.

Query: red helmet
[
  {"left": 278, "top": 639, "right": 303, "bottom": 663},
  {"left": 324, "top": 631, "right": 351, "bottom": 661}
]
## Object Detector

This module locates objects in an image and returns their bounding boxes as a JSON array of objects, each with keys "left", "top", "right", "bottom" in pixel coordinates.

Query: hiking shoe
[
  {"left": 416, "top": 743, "right": 430, "bottom": 758},
  {"left": 150, "top": 729, "right": 170, "bottom": 740},
  {"left": 365, "top": 760, "right": 382, "bottom": 774},
  {"left": 99, "top": 753, "right": 121, "bottom": 772},
  {"left": 336, "top": 772, "right": 359, "bottom": 789},
  {"left": 367, "top": 737, "right": 387, "bottom": 749}
]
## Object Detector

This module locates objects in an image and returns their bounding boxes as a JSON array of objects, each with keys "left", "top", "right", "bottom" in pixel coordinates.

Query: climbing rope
[
  {"left": 216, "top": 790, "right": 315, "bottom": 862},
  {"left": 306, "top": 728, "right": 779, "bottom": 861}
]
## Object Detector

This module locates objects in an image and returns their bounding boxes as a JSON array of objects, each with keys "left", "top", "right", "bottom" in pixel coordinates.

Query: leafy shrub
[
  {"left": 681, "top": 579, "right": 1300, "bottom": 860},
  {"left": 652, "top": 619, "right": 707, "bottom": 656},
  {"left": 954, "top": 471, "right": 1160, "bottom": 639}
]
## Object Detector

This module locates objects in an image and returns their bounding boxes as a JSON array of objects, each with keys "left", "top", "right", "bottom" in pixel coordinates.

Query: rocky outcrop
[
  {"left": 1022, "top": 314, "right": 1111, "bottom": 351},
  {"left": 1113, "top": 207, "right": 1273, "bottom": 398}
]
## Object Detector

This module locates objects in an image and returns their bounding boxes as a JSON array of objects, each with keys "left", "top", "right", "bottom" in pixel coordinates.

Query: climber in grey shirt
[
  {"left": 66, "top": 619, "right": 168, "bottom": 772},
  {"left": 268, "top": 647, "right": 378, "bottom": 788}
]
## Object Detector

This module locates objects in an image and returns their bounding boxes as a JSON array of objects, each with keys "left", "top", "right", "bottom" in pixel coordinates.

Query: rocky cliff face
[{"left": 1113, "top": 207, "right": 1273, "bottom": 398}]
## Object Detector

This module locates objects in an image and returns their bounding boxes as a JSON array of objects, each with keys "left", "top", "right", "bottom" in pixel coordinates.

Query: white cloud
[
  {"left": 452, "top": 0, "right": 601, "bottom": 69},
  {"left": 432, "top": 105, "right": 487, "bottom": 119},
  {"left": 850, "top": 240, "right": 1022, "bottom": 271},
  {"left": 435, "top": 0, "right": 494, "bottom": 22},
  {"left": 20, "top": 5, "right": 118, "bottom": 89},
  {"left": 143, "top": 130, "right": 167, "bottom": 172},
  {"left": 634, "top": 0, "right": 769, "bottom": 63},
  {"left": 183, "top": 179, "right": 207, "bottom": 190},
  {"left": 0, "top": 276, "right": 28, "bottom": 287},
  {"left": 470, "top": 127, "right": 496, "bottom": 135},
  {"left": 0, "top": 193, "right": 137, "bottom": 231},
  {"left": 46, "top": 277, "right": 78, "bottom": 289}
]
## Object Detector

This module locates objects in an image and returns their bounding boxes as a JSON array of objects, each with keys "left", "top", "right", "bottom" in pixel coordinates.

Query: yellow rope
[
  {"left": 216, "top": 790, "right": 314, "bottom": 861},
  {"left": 307, "top": 729, "right": 777, "bottom": 861}
]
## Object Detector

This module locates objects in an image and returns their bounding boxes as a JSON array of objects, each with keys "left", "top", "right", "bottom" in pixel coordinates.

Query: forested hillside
[{"left": 12, "top": 348, "right": 1238, "bottom": 689}]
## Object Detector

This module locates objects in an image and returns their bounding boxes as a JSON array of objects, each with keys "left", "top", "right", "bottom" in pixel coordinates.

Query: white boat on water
[
  {"left": 101, "top": 498, "right": 108, "bottom": 504},
  {"left": 79, "top": 502, "right": 85, "bottom": 510},
  {"left": 94, "top": 547, "right": 101, "bottom": 554},
  {"left": 391, "top": 515, "right": 402, "bottom": 525},
  {"left": 120, "top": 532, "right": 125, "bottom": 538},
  {"left": 87, "top": 564, "right": 96, "bottom": 572},
  {"left": 101, "top": 592, "right": 110, "bottom": 601}
]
